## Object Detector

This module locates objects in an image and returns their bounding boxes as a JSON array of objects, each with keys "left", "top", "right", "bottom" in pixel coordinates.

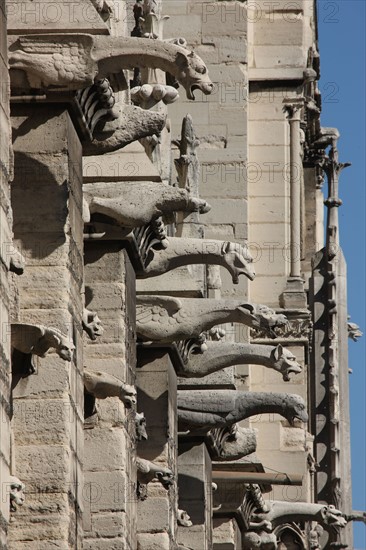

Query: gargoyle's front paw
[{"left": 120, "top": 384, "right": 137, "bottom": 407}]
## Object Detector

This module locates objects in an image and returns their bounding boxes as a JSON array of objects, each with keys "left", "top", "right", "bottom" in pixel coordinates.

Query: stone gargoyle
[
  {"left": 9, "top": 248, "right": 25, "bottom": 275},
  {"left": 215, "top": 424, "right": 258, "bottom": 461},
  {"left": 248, "top": 501, "right": 347, "bottom": 533},
  {"left": 83, "top": 181, "right": 211, "bottom": 229},
  {"left": 135, "top": 412, "right": 148, "bottom": 441},
  {"left": 180, "top": 342, "right": 302, "bottom": 381},
  {"left": 136, "top": 457, "right": 174, "bottom": 499},
  {"left": 11, "top": 323, "right": 75, "bottom": 375},
  {"left": 9, "top": 34, "right": 213, "bottom": 99},
  {"left": 83, "top": 369, "right": 137, "bottom": 408},
  {"left": 177, "top": 390, "right": 308, "bottom": 433},
  {"left": 136, "top": 296, "right": 288, "bottom": 343},
  {"left": 177, "top": 509, "right": 193, "bottom": 527},
  {"left": 141, "top": 238, "right": 256, "bottom": 284},
  {"left": 82, "top": 103, "right": 167, "bottom": 156},
  {"left": 8, "top": 476, "right": 25, "bottom": 513},
  {"left": 82, "top": 308, "right": 104, "bottom": 341}
]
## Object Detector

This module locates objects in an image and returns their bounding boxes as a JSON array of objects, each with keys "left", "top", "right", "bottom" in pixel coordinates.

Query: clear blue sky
[{"left": 318, "top": 1, "right": 366, "bottom": 547}]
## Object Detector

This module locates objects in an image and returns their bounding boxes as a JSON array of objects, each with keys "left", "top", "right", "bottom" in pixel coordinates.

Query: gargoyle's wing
[
  {"left": 136, "top": 295, "right": 182, "bottom": 324},
  {"left": 16, "top": 34, "right": 94, "bottom": 56},
  {"left": 11, "top": 323, "right": 45, "bottom": 354},
  {"left": 178, "top": 390, "right": 236, "bottom": 414}
]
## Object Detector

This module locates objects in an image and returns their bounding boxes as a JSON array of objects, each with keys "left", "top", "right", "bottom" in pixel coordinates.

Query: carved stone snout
[
  {"left": 9, "top": 248, "right": 25, "bottom": 275},
  {"left": 82, "top": 309, "right": 104, "bottom": 341},
  {"left": 83, "top": 369, "right": 137, "bottom": 408}
]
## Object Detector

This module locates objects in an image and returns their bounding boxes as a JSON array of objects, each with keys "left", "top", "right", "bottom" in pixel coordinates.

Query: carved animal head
[
  {"left": 222, "top": 242, "right": 256, "bottom": 283},
  {"left": 82, "top": 309, "right": 104, "bottom": 341},
  {"left": 156, "top": 468, "right": 174, "bottom": 489},
  {"left": 120, "top": 384, "right": 137, "bottom": 408},
  {"left": 270, "top": 344, "right": 302, "bottom": 382},
  {"left": 284, "top": 394, "right": 308, "bottom": 426},
  {"left": 177, "top": 509, "right": 193, "bottom": 527},
  {"left": 176, "top": 50, "right": 214, "bottom": 100},
  {"left": 254, "top": 306, "right": 288, "bottom": 331},
  {"left": 234, "top": 303, "right": 262, "bottom": 328},
  {"left": 9, "top": 476, "right": 25, "bottom": 512},
  {"left": 321, "top": 505, "right": 347, "bottom": 530},
  {"left": 135, "top": 412, "right": 148, "bottom": 441},
  {"left": 53, "top": 333, "right": 75, "bottom": 362},
  {"left": 188, "top": 197, "right": 212, "bottom": 214}
]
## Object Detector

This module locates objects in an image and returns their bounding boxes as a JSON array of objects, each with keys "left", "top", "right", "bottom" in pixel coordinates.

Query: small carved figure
[
  {"left": 177, "top": 509, "right": 192, "bottom": 527},
  {"left": 136, "top": 457, "right": 174, "bottom": 499},
  {"left": 82, "top": 309, "right": 104, "bottom": 341},
  {"left": 177, "top": 390, "right": 308, "bottom": 433},
  {"left": 83, "top": 369, "right": 137, "bottom": 408},
  {"left": 180, "top": 342, "right": 302, "bottom": 381},
  {"left": 84, "top": 182, "right": 211, "bottom": 229},
  {"left": 9, "top": 34, "right": 213, "bottom": 100},
  {"left": 142, "top": 238, "right": 256, "bottom": 283},
  {"left": 8, "top": 476, "right": 25, "bottom": 513},
  {"left": 11, "top": 324, "right": 74, "bottom": 374},
  {"left": 135, "top": 412, "right": 148, "bottom": 441},
  {"left": 347, "top": 317, "right": 363, "bottom": 341},
  {"left": 9, "top": 248, "right": 25, "bottom": 275},
  {"left": 83, "top": 104, "right": 167, "bottom": 156},
  {"left": 131, "top": 84, "right": 179, "bottom": 108},
  {"left": 136, "top": 296, "right": 287, "bottom": 343}
]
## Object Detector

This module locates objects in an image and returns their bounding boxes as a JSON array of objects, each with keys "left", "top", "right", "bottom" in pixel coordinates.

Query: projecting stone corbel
[
  {"left": 177, "top": 389, "right": 308, "bottom": 434},
  {"left": 136, "top": 296, "right": 288, "bottom": 343},
  {"left": 83, "top": 181, "right": 211, "bottom": 229},
  {"left": 11, "top": 323, "right": 75, "bottom": 376},
  {"left": 179, "top": 342, "right": 302, "bottom": 381},
  {"left": 9, "top": 34, "right": 213, "bottom": 100},
  {"left": 140, "top": 238, "right": 256, "bottom": 284}
]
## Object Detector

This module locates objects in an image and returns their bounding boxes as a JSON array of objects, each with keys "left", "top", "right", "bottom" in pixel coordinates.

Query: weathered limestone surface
[
  {"left": 136, "top": 349, "right": 178, "bottom": 550},
  {"left": 10, "top": 105, "right": 84, "bottom": 547},
  {"left": 83, "top": 244, "right": 137, "bottom": 550},
  {"left": 0, "top": 0, "right": 13, "bottom": 544}
]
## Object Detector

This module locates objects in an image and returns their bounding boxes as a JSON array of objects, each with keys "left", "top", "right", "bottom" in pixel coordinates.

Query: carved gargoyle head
[
  {"left": 135, "top": 412, "right": 148, "bottom": 441},
  {"left": 254, "top": 305, "right": 288, "bottom": 333},
  {"left": 176, "top": 50, "right": 214, "bottom": 100},
  {"left": 284, "top": 394, "right": 308, "bottom": 426},
  {"left": 82, "top": 309, "right": 104, "bottom": 341},
  {"left": 53, "top": 334, "right": 75, "bottom": 362},
  {"left": 156, "top": 468, "right": 174, "bottom": 489},
  {"left": 120, "top": 384, "right": 137, "bottom": 408},
  {"left": 222, "top": 242, "right": 256, "bottom": 283},
  {"left": 321, "top": 505, "right": 347, "bottom": 530},
  {"left": 9, "top": 476, "right": 25, "bottom": 512},
  {"left": 177, "top": 508, "right": 193, "bottom": 527},
  {"left": 270, "top": 344, "right": 302, "bottom": 382}
]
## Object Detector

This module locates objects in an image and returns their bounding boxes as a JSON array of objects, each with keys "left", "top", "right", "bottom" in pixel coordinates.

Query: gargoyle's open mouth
[
  {"left": 282, "top": 365, "right": 302, "bottom": 382},
  {"left": 188, "top": 82, "right": 214, "bottom": 100},
  {"left": 289, "top": 411, "right": 309, "bottom": 425}
]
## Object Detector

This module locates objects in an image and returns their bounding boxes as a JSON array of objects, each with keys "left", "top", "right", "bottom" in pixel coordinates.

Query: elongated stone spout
[
  {"left": 84, "top": 182, "right": 211, "bottom": 229},
  {"left": 9, "top": 35, "right": 213, "bottom": 99},
  {"left": 136, "top": 296, "right": 288, "bottom": 343},
  {"left": 177, "top": 390, "right": 308, "bottom": 433},
  {"left": 141, "top": 237, "right": 255, "bottom": 283},
  {"left": 180, "top": 342, "right": 302, "bottom": 381}
]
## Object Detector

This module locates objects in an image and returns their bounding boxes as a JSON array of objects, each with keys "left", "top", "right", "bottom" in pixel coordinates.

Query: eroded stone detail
[
  {"left": 177, "top": 509, "right": 192, "bottom": 527},
  {"left": 9, "top": 35, "right": 213, "bottom": 99},
  {"left": 180, "top": 342, "right": 302, "bottom": 381},
  {"left": 83, "top": 104, "right": 167, "bottom": 155},
  {"left": 347, "top": 317, "right": 363, "bottom": 342},
  {"left": 136, "top": 457, "right": 174, "bottom": 499},
  {"left": 142, "top": 238, "right": 255, "bottom": 283},
  {"left": 11, "top": 323, "right": 74, "bottom": 374},
  {"left": 82, "top": 308, "right": 104, "bottom": 341},
  {"left": 9, "top": 247, "right": 25, "bottom": 275},
  {"left": 131, "top": 84, "right": 179, "bottom": 108},
  {"left": 135, "top": 412, "right": 148, "bottom": 441},
  {"left": 83, "top": 369, "right": 137, "bottom": 407},
  {"left": 9, "top": 476, "right": 25, "bottom": 513},
  {"left": 84, "top": 182, "right": 211, "bottom": 229},
  {"left": 210, "top": 424, "right": 258, "bottom": 460},
  {"left": 177, "top": 390, "right": 308, "bottom": 433},
  {"left": 136, "top": 296, "right": 288, "bottom": 343}
]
